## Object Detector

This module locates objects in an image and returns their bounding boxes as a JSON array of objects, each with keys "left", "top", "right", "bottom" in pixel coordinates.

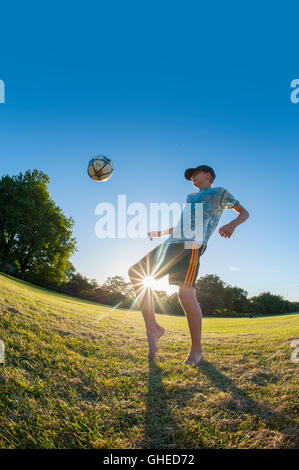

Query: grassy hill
[{"left": 0, "top": 273, "right": 298, "bottom": 449}]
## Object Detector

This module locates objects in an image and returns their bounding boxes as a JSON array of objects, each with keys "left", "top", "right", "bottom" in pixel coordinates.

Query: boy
[{"left": 128, "top": 165, "right": 249, "bottom": 365}]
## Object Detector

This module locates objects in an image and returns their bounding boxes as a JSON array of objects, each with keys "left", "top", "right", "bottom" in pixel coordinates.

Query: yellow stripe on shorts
[
  {"left": 184, "top": 243, "right": 196, "bottom": 285},
  {"left": 188, "top": 247, "right": 199, "bottom": 286}
]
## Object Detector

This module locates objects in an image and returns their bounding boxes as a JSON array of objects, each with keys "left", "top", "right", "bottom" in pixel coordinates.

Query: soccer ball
[{"left": 87, "top": 155, "right": 114, "bottom": 182}]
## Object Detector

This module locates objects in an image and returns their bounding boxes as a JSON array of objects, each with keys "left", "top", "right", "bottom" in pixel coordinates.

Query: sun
[
  {"left": 141, "top": 275, "right": 177, "bottom": 294},
  {"left": 143, "top": 276, "right": 156, "bottom": 289}
]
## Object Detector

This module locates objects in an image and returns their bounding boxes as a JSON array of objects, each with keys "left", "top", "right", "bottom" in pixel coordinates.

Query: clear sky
[{"left": 0, "top": 1, "right": 298, "bottom": 300}]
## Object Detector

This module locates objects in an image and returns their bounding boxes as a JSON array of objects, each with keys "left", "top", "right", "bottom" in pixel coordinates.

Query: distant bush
[{"left": 249, "top": 292, "right": 299, "bottom": 314}]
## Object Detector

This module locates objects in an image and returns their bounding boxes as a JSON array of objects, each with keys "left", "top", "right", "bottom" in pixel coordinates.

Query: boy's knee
[{"left": 178, "top": 283, "right": 195, "bottom": 298}]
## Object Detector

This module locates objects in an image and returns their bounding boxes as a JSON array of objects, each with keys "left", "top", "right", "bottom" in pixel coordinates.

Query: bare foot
[
  {"left": 147, "top": 325, "right": 165, "bottom": 358},
  {"left": 184, "top": 350, "right": 204, "bottom": 366}
]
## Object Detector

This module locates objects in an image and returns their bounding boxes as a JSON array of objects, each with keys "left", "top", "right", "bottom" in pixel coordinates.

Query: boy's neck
[{"left": 197, "top": 183, "right": 212, "bottom": 191}]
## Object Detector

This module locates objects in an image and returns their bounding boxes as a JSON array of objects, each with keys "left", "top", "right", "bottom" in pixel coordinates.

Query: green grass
[{"left": 0, "top": 273, "right": 298, "bottom": 449}]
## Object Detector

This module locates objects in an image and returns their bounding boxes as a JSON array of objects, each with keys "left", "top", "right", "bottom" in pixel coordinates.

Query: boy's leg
[
  {"left": 132, "top": 281, "right": 165, "bottom": 358},
  {"left": 178, "top": 284, "right": 203, "bottom": 365},
  {"left": 128, "top": 246, "right": 168, "bottom": 357}
]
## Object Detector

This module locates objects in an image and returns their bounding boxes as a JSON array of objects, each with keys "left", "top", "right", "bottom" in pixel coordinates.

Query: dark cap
[{"left": 184, "top": 165, "right": 216, "bottom": 181}]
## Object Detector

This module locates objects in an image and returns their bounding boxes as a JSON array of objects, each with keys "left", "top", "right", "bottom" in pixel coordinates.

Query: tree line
[
  {"left": 0, "top": 170, "right": 298, "bottom": 316},
  {"left": 60, "top": 269, "right": 299, "bottom": 316}
]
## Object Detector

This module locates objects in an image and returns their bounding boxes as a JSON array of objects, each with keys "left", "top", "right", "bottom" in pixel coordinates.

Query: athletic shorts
[{"left": 131, "top": 242, "right": 206, "bottom": 288}]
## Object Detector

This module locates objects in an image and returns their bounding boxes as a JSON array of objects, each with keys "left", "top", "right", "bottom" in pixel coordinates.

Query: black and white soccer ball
[{"left": 87, "top": 155, "right": 114, "bottom": 182}]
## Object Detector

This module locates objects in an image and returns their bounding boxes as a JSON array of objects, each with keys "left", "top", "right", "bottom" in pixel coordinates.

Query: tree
[
  {"left": 94, "top": 275, "right": 135, "bottom": 307},
  {"left": 0, "top": 174, "right": 21, "bottom": 271},
  {"left": 250, "top": 292, "right": 293, "bottom": 314},
  {"left": 223, "top": 285, "right": 250, "bottom": 314},
  {"left": 195, "top": 274, "right": 226, "bottom": 315},
  {"left": 153, "top": 289, "right": 168, "bottom": 314},
  {"left": 164, "top": 292, "right": 184, "bottom": 315},
  {"left": 0, "top": 170, "right": 76, "bottom": 286},
  {"left": 64, "top": 270, "right": 98, "bottom": 299},
  {"left": 65, "top": 262, "right": 76, "bottom": 283},
  {"left": 101, "top": 276, "right": 135, "bottom": 299}
]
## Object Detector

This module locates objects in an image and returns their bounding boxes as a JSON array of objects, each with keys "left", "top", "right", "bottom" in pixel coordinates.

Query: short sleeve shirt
[{"left": 165, "top": 187, "right": 239, "bottom": 246}]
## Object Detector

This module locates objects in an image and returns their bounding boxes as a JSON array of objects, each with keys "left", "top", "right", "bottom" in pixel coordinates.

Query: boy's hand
[
  {"left": 147, "top": 231, "right": 160, "bottom": 241},
  {"left": 219, "top": 223, "right": 236, "bottom": 238}
]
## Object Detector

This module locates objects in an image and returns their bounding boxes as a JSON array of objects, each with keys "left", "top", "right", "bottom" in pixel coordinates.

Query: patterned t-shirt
[{"left": 164, "top": 186, "right": 239, "bottom": 246}]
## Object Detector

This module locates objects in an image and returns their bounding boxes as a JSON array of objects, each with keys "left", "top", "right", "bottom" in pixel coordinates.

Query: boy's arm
[
  {"left": 148, "top": 227, "right": 174, "bottom": 241},
  {"left": 219, "top": 203, "right": 249, "bottom": 238},
  {"left": 148, "top": 193, "right": 190, "bottom": 240}
]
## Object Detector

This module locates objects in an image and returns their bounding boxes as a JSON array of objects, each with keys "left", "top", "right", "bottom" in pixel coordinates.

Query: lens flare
[{"left": 143, "top": 276, "right": 156, "bottom": 289}]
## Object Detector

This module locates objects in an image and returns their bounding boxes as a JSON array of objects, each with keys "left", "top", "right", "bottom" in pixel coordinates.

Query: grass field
[{"left": 0, "top": 273, "right": 298, "bottom": 449}]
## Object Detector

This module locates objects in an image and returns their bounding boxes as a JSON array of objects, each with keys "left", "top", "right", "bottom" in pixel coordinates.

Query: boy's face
[{"left": 191, "top": 170, "right": 212, "bottom": 187}]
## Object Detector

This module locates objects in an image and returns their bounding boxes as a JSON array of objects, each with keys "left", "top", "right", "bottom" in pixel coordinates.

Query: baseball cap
[{"left": 184, "top": 165, "right": 216, "bottom": 181}]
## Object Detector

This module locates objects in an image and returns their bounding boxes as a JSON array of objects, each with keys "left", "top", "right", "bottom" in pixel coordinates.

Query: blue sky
[{"left": 0, "top": 1, "right": 298, "bottom": 300}]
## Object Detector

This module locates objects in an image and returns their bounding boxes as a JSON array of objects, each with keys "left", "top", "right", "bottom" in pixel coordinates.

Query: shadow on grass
[
  {"left": 141, "top": 358, "right": 299, "bottom": 449},
  {"left": 198, "top": 360, "right": 299, "bottom": 446},
  {"left": 141, "top": 358, "right": 182, "bottom": 449}
]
